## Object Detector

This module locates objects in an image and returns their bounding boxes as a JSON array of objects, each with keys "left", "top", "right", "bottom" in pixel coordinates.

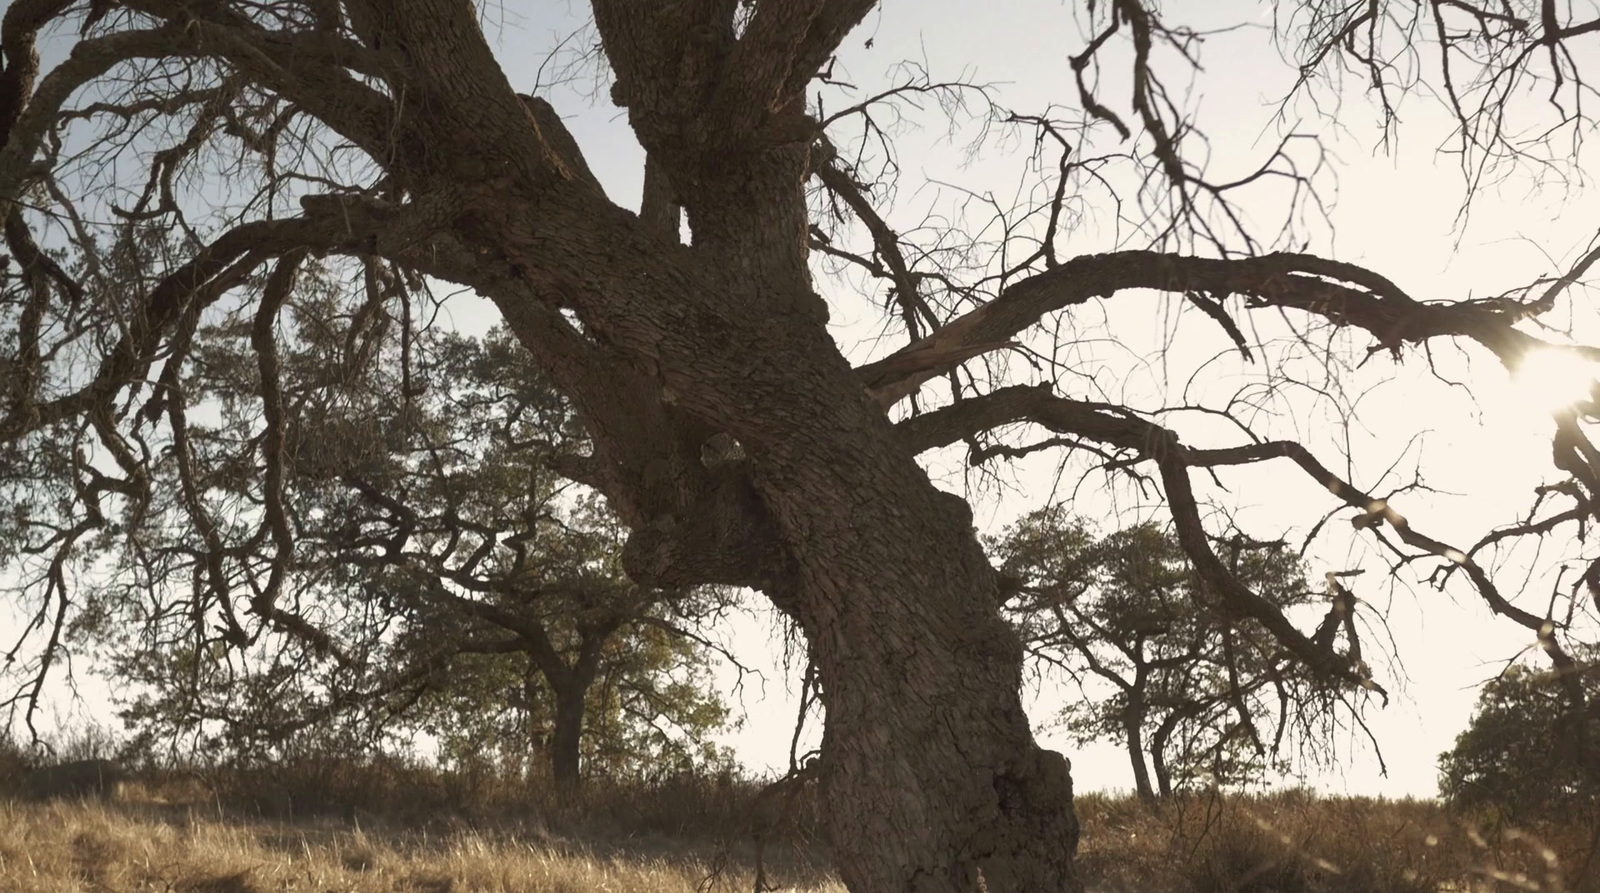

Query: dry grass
[
  {"left": 0, "top": 796, "right": 843, "bottom": 893},
  {"left": 1076, "top": 790, "right": 1597, "bottom": 893},
  {"left": 1, "top": 769, "right": 1595, "bottom": 892}
]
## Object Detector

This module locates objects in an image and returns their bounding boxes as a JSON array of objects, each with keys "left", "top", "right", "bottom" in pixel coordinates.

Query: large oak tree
[{"left": 4, "top": 2, "right": 1600, "bottom": 890}]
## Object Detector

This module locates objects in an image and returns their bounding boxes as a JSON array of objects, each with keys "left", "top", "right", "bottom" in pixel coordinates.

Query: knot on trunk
[
  {"left": 994, "top": 748, "right": 1076, "bottom": 822},
  {"left": 968, "top": 747, "right": 1083, "bottom": 892},
  {"left": 620, "top": 464, "right": 790, "bottom": 590}
]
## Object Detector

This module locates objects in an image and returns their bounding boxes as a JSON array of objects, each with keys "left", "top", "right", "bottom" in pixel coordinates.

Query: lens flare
[{"left": 1511, "top": 347, "right": 1600, "bottom": 415}]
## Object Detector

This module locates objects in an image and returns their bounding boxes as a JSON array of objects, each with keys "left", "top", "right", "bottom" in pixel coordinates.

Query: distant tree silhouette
[
  {"left": 993, "top": 509, "right": 1365, "bottom": 800},
  {"left": 1440, "top": 651, "right": 1600, "bottom": 820},
  {"left": 98, "top": 289, "right": 737, "bottom": 788}
]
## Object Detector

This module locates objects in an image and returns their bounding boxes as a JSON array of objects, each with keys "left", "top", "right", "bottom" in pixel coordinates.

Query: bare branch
[{"left": 858, "top": 249, "right": 1564, "bottom": 405}]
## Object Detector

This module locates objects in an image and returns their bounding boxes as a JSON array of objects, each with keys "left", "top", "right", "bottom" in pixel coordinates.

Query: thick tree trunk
[
  {"left": 342, "top": 9, "right": 1088, "bottom": 886},
  {"left": 798, "top": 540, "right": 1082, "bottom": 893},
  {"left": 501, "top": 181, "right": 1084, "bottom": 891},
  {"left": 446, "top": 172, "right": 1087, "bottom": 893},
  {"left": 550, "top": 680, "right": 586, "bottom": 790},
  {"left": 702, "top": 285, "right": 1083, "bottom": 891}
]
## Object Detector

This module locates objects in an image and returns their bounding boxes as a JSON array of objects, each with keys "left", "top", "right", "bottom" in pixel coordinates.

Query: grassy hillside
[
  {"left": 0, "top": 763, "right": 1592, "bottom": 892},
  {"left": 0, "top": 797, "right": 837, "bottom": 893}
]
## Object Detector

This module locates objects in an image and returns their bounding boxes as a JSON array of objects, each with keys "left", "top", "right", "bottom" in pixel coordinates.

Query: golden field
[{"left": 0, "top": 765, "right": 1591, "bottom": 892}]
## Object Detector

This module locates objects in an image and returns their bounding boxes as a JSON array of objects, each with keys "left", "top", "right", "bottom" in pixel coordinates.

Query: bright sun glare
[{"left": 1511, "top": 347, "right": 1600, "bottom": 414}]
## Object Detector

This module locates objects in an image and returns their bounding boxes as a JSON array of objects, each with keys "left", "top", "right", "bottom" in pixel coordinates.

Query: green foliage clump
[
  {"left": 1439, "top": 652, "right": 1600, "bottom": 821},
  {"left": 54, "top": 260, "right": 743, "bottom": 786},
  {"left": 991, "top": 507, "right": 1364, "bottom": 796}
]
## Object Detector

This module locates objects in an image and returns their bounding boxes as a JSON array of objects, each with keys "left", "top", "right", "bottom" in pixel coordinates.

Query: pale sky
[{"left": 9, "top": 0, "right": 1600, "bottom": 801}]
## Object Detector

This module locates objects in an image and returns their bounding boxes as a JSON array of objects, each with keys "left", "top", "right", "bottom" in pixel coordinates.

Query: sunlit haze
[{"left": 1512, "top": 347, "right": 1600, "bottom": 415}]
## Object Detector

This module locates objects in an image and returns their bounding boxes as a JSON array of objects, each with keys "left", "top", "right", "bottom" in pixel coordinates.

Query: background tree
[
  {"left": 993, "top": 508, "right": 1364, "bottom": 801},
  {"left": 4, "top": 2, "right": 1600, "bottom": 890},
  {"left": 90, "top": 269, "right": 739, "bottom": 788},
  {"left": 1439, "top": 651, "right": 1600, "bottom": 822}
]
